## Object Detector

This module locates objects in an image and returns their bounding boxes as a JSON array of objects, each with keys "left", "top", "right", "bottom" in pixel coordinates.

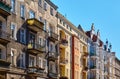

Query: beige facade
[
  {"left": 0, "top": 0, "right": 58, "bottom": 79},
  {"left": 115, "top": 57, "right": 120, "bottom": 79},
  {"left": 57, "top": 12, "right": 88, "bottom": 79}
]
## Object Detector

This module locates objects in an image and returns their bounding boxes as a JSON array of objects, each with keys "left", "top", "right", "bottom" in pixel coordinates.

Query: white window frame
[
  {"left": 20, "top": 5, "right": 25, "bottom": 18},
  {"left": 11, "top": 48, "right": 17, "bottom": 66},
  {"left": 11, "top": 22, "right": 17, "bottom": 40},
  {"left": 29, "top": 10, "right": 35, "bottom": 18},
  {"left": 29, "top": 55, "right": 36, "bottom": 67},
  {"left": 11, "top": 0, "right": 17, "bottom": 14},
  {"left": 39, "top": 57, "right": 43, "bottom": 68}
]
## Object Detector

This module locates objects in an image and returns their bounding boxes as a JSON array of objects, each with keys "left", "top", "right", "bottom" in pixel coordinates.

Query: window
[
  {"left": 11, "top": 23, "right": 17, "bottom": 40},
  {"left": 67, "top": 25, "right": 69, "bottom": 29},
  {"left": 29, "top": 55, "right": 36, "bottom": 67},
  {"left": 11, "top": 0, "right": 15, "bottom": 12},
  {"left": 38, "top": 0, "right": 42, "bottom": 6},
  {"left": 44, "top": 2, "right": 47, "bottom": 10},
  {"left": 39, "top": 16, "right": 42, "bottom": 22},
  {"left": 70, "top": 27, "right": 72, "bottom": 31},
  {"left": 60, "top": 19, "right": 62, "bottom": 24},
  {"left": 38, "top": 37, "right": 45, "bottom": 47},
  {"left": 19, "top": 53, "right": 25, "bottom": 68},
  {"left": 20, "top": 5, "right": 25, "bottom": 18},
  {"left": 39, "top": 57, "right": 43, "bottom": 67},
  {"left": 20, "top": 29, "right": 26, "bottom": 43},
  {"left": 50, "top": 7, "right": 53, "bottom": 16},
  {"left": 29, "top": 10, "right": 35, "bottom": 18},
  {"left": 0, "top": 21, "right": 2, "bottom": 29},
  {"left": 63, "top": 22, "right": 65, "bottom": 26},
  {"left": 44, "top": 19, "right": 47, "bottom": 30},
  {"left": 11, "top": 48, "right": 16, "bottom": 66},
  {"left": 0, "top": 49, "right": 1, "bottom": 59},
  {"left": 66, "top": 69, "right": 69, "bottom": 77},
  {"left": 52, "top": 64, "right": 56, "bottom": 73},
  {"left": 43, "top": 59, "right": 47, "bottom": 69}
]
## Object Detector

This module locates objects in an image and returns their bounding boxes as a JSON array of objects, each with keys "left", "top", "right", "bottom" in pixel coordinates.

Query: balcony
[
  {"left": 27, "top": 66, "right": 47, "bottom": 77},
  {"left": 84, "top": 52, "right": 89, "bottom": 56},
  {"left": 48, "top": 31, "right": 58, "bottom": 41},
  {"left": 90, "top": 77, "right": 96, "bottom": 79},
  {"left": 48, "top": 52, "right": 58, "bottom": 61},
  {"left": 0, "top": 29, "right": 11, "bottom": 45},
  {"left": 49, "top": 71, "right": 58, "bottom": 78},
  {"left": 90, "top": 65, "right": 96, "bottom": 70},
  {"left": 59, "top": 39, "right": 68, "bottom": 48},
  {"left": 60, "top": 58, "right": 68, "bottom": 65},
  {"left": 27, "top": 43, "right": 46, "bottom": 54},
  {"left": 90, "top": 53, "right": 96, "bottom": 56},
  {"left": 60, "top": 76, "right": 68, "bottom": 79},
  {"left": 83, "top": 66, "right": 88, "bottom": 73},
  {"left": 90, "top": 53, "right": 98, "bottom": 59},
  {"left": 26, "top": 18, "right": 44, "bottom": 32},
  {"left": 0, "top": 1, "right": 11, "bottom": 16},
  {"left": 0, "top": 59, "right": 11, "bottom": 71}
]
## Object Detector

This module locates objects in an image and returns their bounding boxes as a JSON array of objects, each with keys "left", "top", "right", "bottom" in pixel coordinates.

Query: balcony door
[{"left": 29, "top": 32, "right": 35, "bottom": 47}]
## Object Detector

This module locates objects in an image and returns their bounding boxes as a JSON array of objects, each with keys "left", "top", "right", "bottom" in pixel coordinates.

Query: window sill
[{"left": 11, "top": 11, "right": 17, "bottom": 15}]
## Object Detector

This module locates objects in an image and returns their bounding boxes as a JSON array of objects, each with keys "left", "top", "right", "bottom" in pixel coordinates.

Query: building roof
[
  {"left": 45, "top": 0, "right": 58, "bottom": 10},
  {"left": 86, "top": 30, "right": 103, "bottom": 47},
  {"left": 78, "top": 24, "right": 84, "bottom": 33}
]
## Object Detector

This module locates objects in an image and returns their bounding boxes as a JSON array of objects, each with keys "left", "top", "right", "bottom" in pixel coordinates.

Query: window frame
[
  {"left": 29, "top": 10, "right": 35, "bottom": 18},
  {"left": 11, "top": 22, "right": 17, "bottom": 40},
  {"left": 29, "top": 55, "right": 36, "bottom": 67},
  {"left": 20, "top": 28, "right": 26, "bottom": 44},
  {"left": 20, "top": 5, "right": 25, "bottom": 18},
  {"left": 11, "top": 0, "right": 15, "bottom": 12},
  {"left": 50, "top": 7, "right": 54, "bottom": 16}
]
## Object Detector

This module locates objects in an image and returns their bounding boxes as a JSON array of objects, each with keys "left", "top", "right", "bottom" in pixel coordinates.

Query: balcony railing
[
  {"left": 27, "top": 66, "right": 47, "bottom": 77},
  {"left": 0, "top": 59, "right": 11, "bottom": 69},
  {"left": 84, "top": 66, "right": 88, "bottom": 71},
  {"left": 48, "top": 31, "right": 58, "bottom": 41},
  {"left": 90, "top": 65, "right": 96, "bottom": 69},
  {"left": 27, "top": 18, "right": 44, "bottom": 32},
  {"left": 60, "top": 58, "right": 68, "bottom": 65},
  {"left": 90, "top": 53, "right": 96, "bottom": 56},
  {"left": 0, "top": 1, "right": 11, "bottom": 16},
  {"left": 27, "top": 42, "right": 46, "bottom": 54},
  {"left": 0, "top": 29, "right": 11, "bottom": 45},
  {"left": 60, "top": 38, "right": 68, "bottom": 48},
  {"left": 49, "top": 71, "right": 58, "bottom": 78},
  {"left": 48, "top": 52, "right": 58, "bottom": 61}
]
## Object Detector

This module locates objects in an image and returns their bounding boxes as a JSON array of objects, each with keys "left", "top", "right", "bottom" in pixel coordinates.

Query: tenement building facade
[
  {"left": 115, "top": 57, "right": 120, "bottom": 79},
  {"left": 0, "top": 0, "right": 119, "bottom": 79},
  {"left": 86, "top": 24, "right": 116, "bottom": 79},
  {"left": 57, "top": 12, "right": 88, "bottom": 79},
  {"left": 0, "top": 0, "right": 59, "bottom": 79}
]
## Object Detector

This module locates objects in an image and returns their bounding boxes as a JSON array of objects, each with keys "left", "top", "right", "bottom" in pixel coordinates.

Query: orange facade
[{"left": 72, "top": 35, "right": 80, "bottom": 79}]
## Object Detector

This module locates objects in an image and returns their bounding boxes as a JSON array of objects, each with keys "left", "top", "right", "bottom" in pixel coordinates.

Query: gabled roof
[{"left": 78, "top": 24, "right": 84, "bottom": 33}]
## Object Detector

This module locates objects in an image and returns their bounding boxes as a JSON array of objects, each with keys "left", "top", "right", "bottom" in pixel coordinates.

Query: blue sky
[{"left": 51, "top": 0, "right": 120, "bottom": 59}]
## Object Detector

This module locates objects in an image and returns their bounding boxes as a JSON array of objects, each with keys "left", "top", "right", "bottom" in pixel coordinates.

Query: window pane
[
  {"left": 29, "top": 10, "right": 35, "bottom": 18},
  {"left": 20, "top": 5, "right": 25, "bottom": 18},
  {"left": 11, "top": 0, "right": 15, "bottom": 12}
]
